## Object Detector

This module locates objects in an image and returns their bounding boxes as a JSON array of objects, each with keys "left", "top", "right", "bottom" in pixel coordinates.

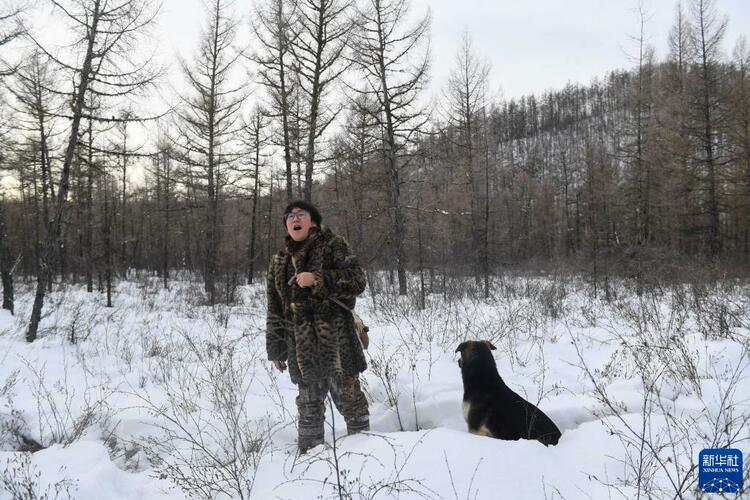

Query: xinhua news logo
[{"left": 698, "top": 448, "right": 743, "bottom": 494}]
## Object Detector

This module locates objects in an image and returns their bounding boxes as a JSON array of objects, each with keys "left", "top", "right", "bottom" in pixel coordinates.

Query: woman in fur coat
[{"left": 266, "top": 200, "right": 369, "bottom": 453}]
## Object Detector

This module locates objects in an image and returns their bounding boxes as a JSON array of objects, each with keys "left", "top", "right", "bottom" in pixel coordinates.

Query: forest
[
  {"left": 0, "top": 0, "right": 747, "bottom": 323},
  {"left": 0, "top": 1, "right": 749, "bottom": 500}
]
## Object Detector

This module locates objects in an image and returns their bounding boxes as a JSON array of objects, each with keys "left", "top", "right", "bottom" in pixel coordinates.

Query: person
[{"left": 266, "top": 200, "right": 370, "bottom": 453}]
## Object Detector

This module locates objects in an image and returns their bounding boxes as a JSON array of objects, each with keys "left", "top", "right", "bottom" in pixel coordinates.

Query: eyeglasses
[{"left": 285, "top": 210, "right": 310, "bottom": 221}]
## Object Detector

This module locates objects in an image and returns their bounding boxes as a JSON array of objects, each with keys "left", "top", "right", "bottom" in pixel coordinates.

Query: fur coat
[{"left": 266, "top": 226, "right": 367, "bottom": 384}]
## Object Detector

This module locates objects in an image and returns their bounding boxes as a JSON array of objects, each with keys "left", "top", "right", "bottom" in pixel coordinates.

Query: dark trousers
[{"left": 296, "top": 375, "right": 370, "bottom": 452}]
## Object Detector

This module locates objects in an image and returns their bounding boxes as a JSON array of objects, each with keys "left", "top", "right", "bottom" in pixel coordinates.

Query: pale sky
[{"left": 158, "top": 0, "right": 750, "bottom": 101}]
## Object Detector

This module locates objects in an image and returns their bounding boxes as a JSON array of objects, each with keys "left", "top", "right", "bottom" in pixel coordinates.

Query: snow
[{"left": 1, "top": 276, "right": 749, "bottom": 499}]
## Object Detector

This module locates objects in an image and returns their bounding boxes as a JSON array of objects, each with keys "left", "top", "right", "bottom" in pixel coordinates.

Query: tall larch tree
[
  {"left": 172, "top": 0, "right": 245, "bottom": 305},
  {"left": 26, "top": 0, "right": 161, "bottom": 341},
  {"left": 350, "top": 0, "right": 430, "bottom": 295}
]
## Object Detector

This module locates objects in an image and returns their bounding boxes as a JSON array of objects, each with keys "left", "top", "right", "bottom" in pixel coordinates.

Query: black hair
[{"left": 282, "top": 200, "right": 322, "bottom": 227}]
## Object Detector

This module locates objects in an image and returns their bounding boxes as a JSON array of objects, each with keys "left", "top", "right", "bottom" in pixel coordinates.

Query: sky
[{"left": 157, "top": 0, "right": 750, "bottom": 101}]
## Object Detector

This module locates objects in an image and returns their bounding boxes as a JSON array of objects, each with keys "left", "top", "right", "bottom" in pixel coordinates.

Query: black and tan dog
[{"left": 456, "top": 340, "right": 561, "bottom": 446}]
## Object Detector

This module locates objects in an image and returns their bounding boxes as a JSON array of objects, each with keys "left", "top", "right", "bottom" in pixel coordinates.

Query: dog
[{"left": 456, "top": 340, "right": 561, "bottom": 446}]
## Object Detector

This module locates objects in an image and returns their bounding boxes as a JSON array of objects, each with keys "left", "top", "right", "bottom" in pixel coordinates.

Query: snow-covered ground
[{"left": 1, "top": 274, "right": 749, "bottom": 499}]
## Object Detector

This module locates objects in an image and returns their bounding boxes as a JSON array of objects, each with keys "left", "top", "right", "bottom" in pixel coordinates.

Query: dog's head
[{"left": 455, "top": 340, "right": 497, "bottom": 370}]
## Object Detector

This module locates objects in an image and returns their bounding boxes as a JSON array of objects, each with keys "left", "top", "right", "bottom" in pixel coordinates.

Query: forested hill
[{"left": 320, "top": 57, "right": 749, "bottom": 282}]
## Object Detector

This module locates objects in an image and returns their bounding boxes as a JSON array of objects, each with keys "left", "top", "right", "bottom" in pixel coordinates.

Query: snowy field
[{"left": 1, "top": 274, "right": 749, "bottom": 499}]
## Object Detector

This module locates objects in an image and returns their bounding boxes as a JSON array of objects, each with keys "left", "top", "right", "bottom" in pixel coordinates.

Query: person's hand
[
  {"left": 295, "top": 272, "right": 316, "bottom": 288},
  {"left": 272, "top": 360, "right": 287, "bottom": 372}
]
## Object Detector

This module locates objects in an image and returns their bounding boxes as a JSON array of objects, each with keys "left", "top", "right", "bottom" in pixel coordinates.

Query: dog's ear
[
  {"left": 483, "top": 340, "right": 497, "bottom": 351},
  {"left": 455, "top": 341, "right": 468, "bottom": 354}
]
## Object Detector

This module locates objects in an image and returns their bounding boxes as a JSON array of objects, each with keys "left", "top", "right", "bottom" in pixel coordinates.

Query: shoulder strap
[
  {"left": 329, "top": 296, "right": 353, "bottom": 314},
  {"left": 330, "top": 296, "right": 364, "bottom": 322},
  {"left": 330, "top": 296, "right": 368, "bottom": 350}
]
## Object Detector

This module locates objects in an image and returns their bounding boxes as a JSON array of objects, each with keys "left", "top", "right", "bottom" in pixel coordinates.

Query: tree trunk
[
  {"left": 86, "top": 120, "right": 94, "bottom": 293},
  {"left": 248, "top": 136, "right": 261, "bottom": 285},
  {"left": 27, "top": 2, "right": 100, "bottom": 342},
  {"left": 121, "top": 129, "right": 128, "bottom": 276},
  {"left": 104, "top": 175, "right": 113, "bottom": 307},
  {"left": 0, "top": 201, "right": 14, "bottom": 314},
  {"left": 416, "top": 195, "right": 425, "bottom": 310},
  {"left": 266, "top": 176, "right": 274, "bottom": 265},
  {"left": 482, "top": 108, "right": 491, "bottom": 299},
  {"left": 205, "top": 169, "right": 218, "bottom": 305},
  {"left": 279, "top": 49, "right": 294, "bottom": 202},
  {"left": 301, "top": 3, "right": 325, "bottom": 203},
  {"left": 378, "top": 77, "right": 406, "bottom": 295},
  {"left": 162, "top": 152, "right": 170, "bottom": 289}
]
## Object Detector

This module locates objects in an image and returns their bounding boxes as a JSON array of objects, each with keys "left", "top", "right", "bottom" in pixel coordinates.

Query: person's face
[{"left": 285, "top": 208, "right": 316, "bottom": 241}]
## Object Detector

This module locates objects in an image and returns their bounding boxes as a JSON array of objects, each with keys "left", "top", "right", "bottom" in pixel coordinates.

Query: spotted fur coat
[{"left": 266, "top": 226, "right": 367, "bottom": 384}]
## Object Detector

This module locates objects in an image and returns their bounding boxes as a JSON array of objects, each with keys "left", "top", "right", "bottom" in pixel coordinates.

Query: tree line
[{"left": 0, "top": 0, "right": 748, "bottom": 338}]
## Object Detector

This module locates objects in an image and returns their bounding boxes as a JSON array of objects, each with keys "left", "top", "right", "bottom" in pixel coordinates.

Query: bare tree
[
  {"left": 147, "top": 137, "right": 174, "bottom": 289},
  {"left": 291, "top": 0, "right": 354, "bottom": 201},
  {"left": 688, "top": 0, "right": 728, "bottom": 259},
  {"left": 101, "top": 161, "right": 114, "bottom": 306},
  {"left": 444, "top": 30, "right": 490, "bottom": 290},
  {"left": 240, "top": 107, "right": 271, "bottom": 284},
  {"left": 97, "top": 111, "right": 139, "bottom": 305},
  {"left": 668, "top": 2, "right": 693, "bottom": 89},
  {"left": 171, "top": 0, "right": 245, "bottom": 305},
  {"left": 0, "top": 195, "right": 13, "bottom": 314},
  {"left": 621, "top": 1, "right": 657, "bottom": 294},
  {"left": 0, "top": 1, "right": 26, "bottom": 75},
  {"left": 0, "top": 91, "right": 15, "bottom": 312},
  {"left": 113, "top": 109, "right": 137, "bottom": 275},
  {"left": 251, "top": 0, "right": 298, "bottom": 201},
  {"left": 664, "top": 1, "right": 695, "bottom": 255},
  {"left": 7, "top": 54, "right": 61, "bottom": 286},
  {"left": 80, "top": 110, "right": 100, "bottom": 293},
  {"left": 337, "top": 95, "right": 379, "bottom": 250},
  {"left": 728, "top": 36, "right": 750, "bottom": 260},
  {"left": 26, "top": 0, "right": 161, "bottom": 342},
  {"left": 350, "top": 0, "right": 430, "bottom": 295}
]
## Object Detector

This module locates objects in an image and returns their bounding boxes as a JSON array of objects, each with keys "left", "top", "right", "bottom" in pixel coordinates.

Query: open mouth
[{"left": 293, "top": 224, "right": 302, "bottom": 231}]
